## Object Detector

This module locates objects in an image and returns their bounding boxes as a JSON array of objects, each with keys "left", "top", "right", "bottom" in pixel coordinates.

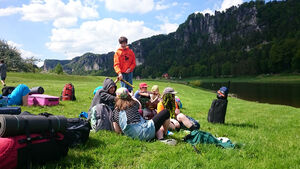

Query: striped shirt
[{"left": 112, "top": 101, "right": 141, "bottom": 125}]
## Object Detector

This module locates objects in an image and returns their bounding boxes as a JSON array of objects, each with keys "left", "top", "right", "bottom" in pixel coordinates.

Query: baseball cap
[
  {"left": 116, "top": 87, "right": 129, "bottom": 99},
  {"left": 163, "top": 87, "right": 177, "bottom": 95},
  {"left": 139, "top": 82, "right": 148, "bottom": 88}
]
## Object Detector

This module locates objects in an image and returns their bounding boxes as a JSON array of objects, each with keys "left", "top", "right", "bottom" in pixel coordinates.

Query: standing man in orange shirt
[{"left": 114, "top": 36, "right": 136, "bottom": 92}]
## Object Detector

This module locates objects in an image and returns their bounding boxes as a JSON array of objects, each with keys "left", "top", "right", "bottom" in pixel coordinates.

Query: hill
[
  {"left": 44, "top": 0, "right": 300, "bottom": 78},
  {"left": 5, "top": 72, "right": 300, "bottom": 168}
]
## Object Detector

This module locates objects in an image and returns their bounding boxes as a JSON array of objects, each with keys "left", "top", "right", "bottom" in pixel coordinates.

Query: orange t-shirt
[
  {"left": 114, "top": 46, "right": 136, "bottom": 74},
  {"left": 157, "top": 101, "right": 179, "bottom": 119}
]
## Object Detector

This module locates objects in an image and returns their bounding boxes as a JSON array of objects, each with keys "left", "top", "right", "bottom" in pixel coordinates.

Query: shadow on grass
[
  {"left": 72, "top": 137, "right": 107, "bottom": 150},
  {"left": 224, "top": 122, "right": 258, "bottom": 129}
]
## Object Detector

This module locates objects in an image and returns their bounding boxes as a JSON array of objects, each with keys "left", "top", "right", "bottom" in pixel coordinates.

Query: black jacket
[{"left": 89, "top": 78, "right": 116, "bottom": 111}]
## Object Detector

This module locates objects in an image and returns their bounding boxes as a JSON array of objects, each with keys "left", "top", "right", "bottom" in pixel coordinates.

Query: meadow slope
[{"left": 5, "top": 72, "right": 300, "bottom": 169}]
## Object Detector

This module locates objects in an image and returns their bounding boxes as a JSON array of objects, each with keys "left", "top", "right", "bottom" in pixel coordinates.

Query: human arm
[
  {"left": 22, "top": 94, "right": 29, "bottom": 106},
  {"left": 100, "top": 92, "right": 116, "bottom": 103},
  {"left": 128, "top": 50, "right": 136, "bottom": 72},
  {"left": 113, "top": 52, "right": 123, "bottom": 79},
  {"left": 113, "top": 122, "right": 122, "bottom": 134}
]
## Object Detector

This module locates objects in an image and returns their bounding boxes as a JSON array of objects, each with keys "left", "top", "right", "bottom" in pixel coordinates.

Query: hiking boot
[{"left": 159, "top": 139, "right": 177, "bottom": 146}]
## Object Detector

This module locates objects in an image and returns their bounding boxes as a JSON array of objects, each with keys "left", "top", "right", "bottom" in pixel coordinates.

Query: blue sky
[{"left": 0, "top": 0, "right": 269, "bottom": 66}]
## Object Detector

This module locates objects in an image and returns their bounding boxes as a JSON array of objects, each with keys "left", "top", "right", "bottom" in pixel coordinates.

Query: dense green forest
[
  {"left": 0, "top": 40, "right": 40, "bottom": 72},
  {"left": 132, "top": 0, "right": 300, "bottom": 78}
]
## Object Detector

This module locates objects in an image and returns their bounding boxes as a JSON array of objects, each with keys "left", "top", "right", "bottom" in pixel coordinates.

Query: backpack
[
  {"left": 88, "top": 104, "right": 113, "bottom": 131},
  {"left": 2, "top": 86, "right": 15, "bottom": 96},
  {"left": 0, "top": 132, "right": 68, "bottom": 169},
  {"left": 60, "top": 83, "right": 76, "bottom": 101},
  {"left": 0, "top": 112, "right": 68, "bottom": 169},
  {"left": 184, "top": 130, "right": 235, "bottom": 153},
  {"left": 64, "top": 118, "right": 91, "bottom": 148},
  {"left": 217, "top": 86, "right": 229, "bottom": 99},
  {"left": 207, "top": 99, "right": 228, "bottom": 124}
]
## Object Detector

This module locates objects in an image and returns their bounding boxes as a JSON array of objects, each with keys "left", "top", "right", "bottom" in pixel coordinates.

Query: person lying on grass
[
  {"left": 89, "top": 78, "right": 117, "bottom": 111},
  {"left": 7, "top": 84, "right": 30, "bottom": 106},
  {"left": 157, "top": 87, "right": 197, "bottom": 131},
  {"left": 112, "top": 87, "right": 176, "bottom": 144}
]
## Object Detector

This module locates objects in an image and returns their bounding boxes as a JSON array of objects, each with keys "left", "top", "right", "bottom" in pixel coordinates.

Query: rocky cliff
[{"left": 43, "top": 0, "right": 300, "bottom": 77}]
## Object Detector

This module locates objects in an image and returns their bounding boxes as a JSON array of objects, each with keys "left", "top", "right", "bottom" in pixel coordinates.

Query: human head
[
  {"left": 115, "top": 87, "right": 135, "bottom": 110},
  {"left": 119, "top": 36, "right": 128, "bottom": 49},
  {"left": 151, "top": 85, "right": 159, "bottom": 95},
  {"left": 163, "top": 87, "right": 177, "bottom": 96},
  {"left": 116, "top": 87, "right": 130, "bottom": 99},
  {"left": 139, "top": 82, "right": 148, "bottom": 92},
  {"left": 0, "top": 60, "right": 4, "bottom": 64},
  {"left": 108, "top": 86, "right": 116, "bottom": 94}
]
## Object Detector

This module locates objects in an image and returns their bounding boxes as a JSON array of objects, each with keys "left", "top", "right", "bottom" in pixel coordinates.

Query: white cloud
[
  {"left": 0, "top": 7, "right": 22, "bottom": 16},
  {"left": 199, "top": 9, "right": 214, "bottom": 15},
  {"left": 0, "top": 0, "right": 98, "bottom": 28},
  {"left": 53, "top": 17, "right": 78, "bottom": 28},
  {"left": 197, "top": 0, "right": 243, "bottom": 16},
  {"left": 155, "top": 0, "right": 178, "bottom": 10},
  {"left": 7, "top": 41, "right": 42, "bottom": 61},
  {"left": 220, "top": 0, "right": 243, "bottom": 11},
  {"left": 46, "top": 18, "right": 161, "bottom": 59},
  {"left": 159, "top": 22, "right": 178, "bottom": 34},
  {"left": 156, "top": 15, "right": 178, "bottom": 34},
  {"left": 102, "top": 0, "right": 154, "bottom": 14}
]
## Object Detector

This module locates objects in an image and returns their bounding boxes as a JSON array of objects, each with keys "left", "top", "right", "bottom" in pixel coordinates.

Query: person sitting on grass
[
  {"left": 89, "top": 78, "right": 117, "bottom": 111},
  {"left": 149, "top": 85, "right": 161, "bottom": 109},
  {"left": 112, "top": 87, "right": 176, "bottom": 145},
  {"left": 157, "top": 87, "right": 197, "bottom": 131},
  {"left": 7, "top": 84, "right": 30, "bottom": 106},
  {"left": 134, "top": 82, "right": 151, "bottom": 108}
]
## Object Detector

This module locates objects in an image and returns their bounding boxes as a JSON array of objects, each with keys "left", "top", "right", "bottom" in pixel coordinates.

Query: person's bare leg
[
  {"left": 176, "top": 113, "right": 192, "bottom": 128},
  {"left": 22, "top": 94, "right": 29, "bottom": 106},
  {"left": 1, "top": 80, "right": 5, "bottom": 86},
  {"left": 162, "top": 119, "right": 170, "bottom": 135},
  {"left": 156, "top": 126, "right": 164, "bottom": 140}
]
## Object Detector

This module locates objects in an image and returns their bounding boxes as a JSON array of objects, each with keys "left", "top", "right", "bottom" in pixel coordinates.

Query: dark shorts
[{"left": 1, "top": 76, "right": 6, "bottom": 81}]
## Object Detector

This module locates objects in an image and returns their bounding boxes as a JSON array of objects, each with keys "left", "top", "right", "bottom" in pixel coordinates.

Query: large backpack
[
  {"left": 207, "top": 99, "right": 228, "bottom": 123},
  {"left": 88, "top": 104, "right": 113, "bottom": 131},
  {"left": 60, "top": 83, "right": 76, "bottom": 101},
  {"left": 0, "top": 132, "right": 68, "bottom": 169}
]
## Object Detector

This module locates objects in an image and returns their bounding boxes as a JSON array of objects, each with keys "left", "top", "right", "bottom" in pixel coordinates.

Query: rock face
[
  {"left": 43, "top": 52, "right": 114, "bottom": 75},
  {"left": 43, "top": 1, "right": 299, "bottom": 76}
]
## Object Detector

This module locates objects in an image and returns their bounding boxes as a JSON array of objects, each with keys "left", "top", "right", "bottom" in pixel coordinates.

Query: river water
[{"left": 198, "top": 82, "right": 300, "bottom": 108}]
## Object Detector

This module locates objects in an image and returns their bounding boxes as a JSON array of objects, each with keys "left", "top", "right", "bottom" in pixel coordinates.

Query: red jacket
[{"left": 114, "top": 46, "right": 136, "bottom": 74}]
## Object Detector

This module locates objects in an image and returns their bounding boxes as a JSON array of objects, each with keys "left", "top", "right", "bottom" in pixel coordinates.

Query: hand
[
  {"left": 175, "top": 109, "right": 180, "bottom": 115},
  {"left": 125, "top": 68, "right": 131, "bottom": 73},
  {"left": 118, "top": 73, "right": 123, "bottom": 80}
]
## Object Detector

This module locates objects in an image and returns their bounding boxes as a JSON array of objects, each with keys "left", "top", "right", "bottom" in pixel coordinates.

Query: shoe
[{"left": 159, "top": 139, "right": 177, "bottom": 146}]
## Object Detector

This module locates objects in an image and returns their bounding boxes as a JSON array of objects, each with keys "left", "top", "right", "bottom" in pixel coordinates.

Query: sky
[{"left": 0, "top": 0, "right": 269, "bottom": 67}]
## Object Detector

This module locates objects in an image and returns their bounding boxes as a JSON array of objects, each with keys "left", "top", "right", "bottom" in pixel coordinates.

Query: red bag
[
  {"left": 0, "top": 133, "right": 68, "bottom": 169},
  {"left": 60, "top": 83, "right": 76, "bottom": 101}
]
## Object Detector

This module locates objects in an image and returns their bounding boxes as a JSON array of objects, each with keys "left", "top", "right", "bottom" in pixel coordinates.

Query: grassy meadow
[{"left": 5, "top": 72, "right": 300, "bottom": 169}]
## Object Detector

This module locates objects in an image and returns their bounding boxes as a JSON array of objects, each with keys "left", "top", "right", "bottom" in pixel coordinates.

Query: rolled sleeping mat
[
  {"left": 0, "top": 115, "right": 67, "bottom": 137},
  {"left": 29, "top": 86, "right": 44, "bottom": 95}
]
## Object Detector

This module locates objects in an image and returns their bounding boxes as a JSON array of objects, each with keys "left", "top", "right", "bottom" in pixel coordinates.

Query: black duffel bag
[{"left": 64, "top": 118, "right": 91, "bottom": 147}]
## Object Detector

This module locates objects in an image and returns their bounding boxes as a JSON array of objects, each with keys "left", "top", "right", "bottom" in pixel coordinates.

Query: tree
[{"left": 54, "top": 63, "right": 63, "bottom": 74}]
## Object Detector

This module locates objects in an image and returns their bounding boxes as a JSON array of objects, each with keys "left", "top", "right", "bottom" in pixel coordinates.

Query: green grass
[{"left": 5, "top": 72, "right": 300, "bottom": 169}]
